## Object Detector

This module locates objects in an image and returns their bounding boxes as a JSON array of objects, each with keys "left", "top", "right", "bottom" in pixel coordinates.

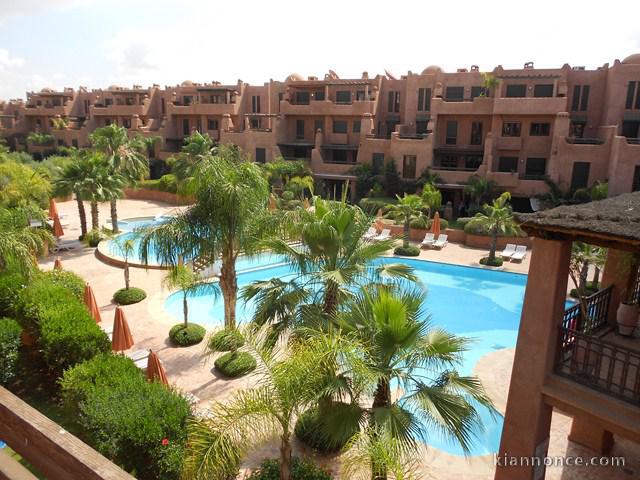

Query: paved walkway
[{"left": 40, "top": 199, "right": 638, "bottom": 479}]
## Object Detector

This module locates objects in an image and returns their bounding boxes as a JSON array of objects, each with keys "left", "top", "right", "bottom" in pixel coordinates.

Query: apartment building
[{"left": 2, "top": 53, "right": 640, "bottom": 204}]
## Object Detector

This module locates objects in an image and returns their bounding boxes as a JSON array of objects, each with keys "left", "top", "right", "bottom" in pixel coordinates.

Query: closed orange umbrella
[
  {"left": 83, "top": 283, "right": 102, "bottom": 323},
  {"left": 112, "top": 306, "right": 134, "bottom": 351},
  {"left": 53, "top": 257, "right": 63, "bottom": 270},
  {"left": 146, "top": 350, "right": 169, "bottom": 386},
  {"left": 48, "top": 198, "right": 58, "bottom": 219},
  {"left": 431, "top": 211, "right": 441, "bottom": 237},
  {"left": 52, "top": 213, "right": 64, "bottom": 238}
]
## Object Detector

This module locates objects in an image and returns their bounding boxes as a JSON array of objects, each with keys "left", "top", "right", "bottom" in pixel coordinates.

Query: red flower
[{"left": 162, "top": 438, "right": 169, "bottom": 446}]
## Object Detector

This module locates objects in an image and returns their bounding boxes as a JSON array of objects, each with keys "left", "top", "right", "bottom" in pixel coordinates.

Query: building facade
[{"left": 2, "top": 54, "right": 640, "bottom": 204}]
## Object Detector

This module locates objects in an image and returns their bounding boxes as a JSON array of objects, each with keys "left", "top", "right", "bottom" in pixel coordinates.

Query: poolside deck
[{"left": 37, "top": 198, "right": 638, "bottom": 479}]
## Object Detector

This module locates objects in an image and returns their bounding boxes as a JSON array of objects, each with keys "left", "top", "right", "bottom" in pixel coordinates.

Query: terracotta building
[{"left": 2, "top": 54, "right": 640, "bottom": 204}]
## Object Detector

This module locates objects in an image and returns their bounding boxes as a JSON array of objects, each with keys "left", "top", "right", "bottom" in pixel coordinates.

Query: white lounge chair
[
  {"left": 421, "top": 232, "right": 435, "bottom": 248},
  {"left": 500, "top": 243, "right": 517, "bottom": 259},
  {"left": 433, "top": 234, "right": 448, "bottom": 249},
  {"left": 372, "top": 229, "right": 391, "bottom": 242},
  {"left": 363, "top": 227, "right": 378, "bottom": 240},
  {"left": 510, "top": 245, "right": 528, "bottom": 262}
]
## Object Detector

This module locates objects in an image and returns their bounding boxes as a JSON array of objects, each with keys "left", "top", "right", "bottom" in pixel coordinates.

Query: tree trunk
[
  {"left": 75, "top": 192, "right": 87, "bottom": 239},
  {"left": 279, "top": 435, "right": 292, "bottom": 480},
  {"left": 110, "top": 198, "right": 119, "bottom": 233},
  {"left": 403, "top": 218, "right": 410, "bottom": 248},
  {"left": 183, "top": 294, "right": 189, "bottom": 327},
  {"left": 488, "top": 229, "right": 497, "bottom": 262},
  {"left": 323, "top": 281, "right": 338, "bottom": 317},
  {"left": 124, "top": 263, "right": 130, "bottom": 289},
  {"left": 592, "top": 265, "right": 601, "bottom": 287},
  {"left": 220, "top": 250, "right": 237, "bottom": 330},
  {"left": 370, "top": 378, "right": 391, "bottom": 480},
  {"left": 90, "top": 201, "right": 99, "bottom": 230},
  {"left": 579, "top": 262, "right": 589, "bottom": 294}
]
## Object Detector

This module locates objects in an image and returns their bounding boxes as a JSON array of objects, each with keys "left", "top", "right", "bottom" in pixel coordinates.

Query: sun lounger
[
  {"left": 432, "top": 234, "right": 448, "bottom": 249},
  {"left": 52, "top": 239, "right": 81, "bottom": 253},
  {"left": 510, "top": 245, "right": 528, "bottom": 262},
  {"left": 363, "top": 227, "right": 377, "bottom": 239},
  {"left": 500, "top": 243, "right": 517, "bottom": 259},
  {"left": 125, "top": 349, "right": 150, "bottom": 369},
  {"left": 372, "top": 229, "right": 391, "bottom": 242},
  {"left": 421, "top": 232, "right": 435, "bottom": 248}
]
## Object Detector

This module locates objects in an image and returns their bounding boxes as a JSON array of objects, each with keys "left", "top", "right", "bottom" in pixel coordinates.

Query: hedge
[
  {"left": 169, "top": 323, "right": 206, "bottom": 347},
  {"left": 136, "top": 174, "right": 178, "bottom": 194},
  {"left": 394, "top": 245, "right": 421, "bottom": 257},
  {"left": 113, "top": 287, "right": 147, "bottom": 305},
  {"left": 18, "top": 274, "right": 110, "bottom": 374},
  {"left": 208, "top": 328, "right": 245, "bottom": 352},
  {"left": 480, "top": 256, "right": 504, "bottom": 267},
  {"left": 214, "top": 351, "right": 256, "bottom": 378},
  {"left": 0, "top": 317, "right": 22, "bottom": 385},
  {"left": 247, "top": 458, "right": 331, "bottom": 480},
  {"left": 0, "top": 272, "right": 26, "bottom": 318},
  {"left": 40, "top": 269, "right": 85, "bottom": 300},
  {"left": 61, "top": 354, "right": 191, "bottom": 480},
  {"left": 410, "top": 217, "right": 449, "bottom": 230}
]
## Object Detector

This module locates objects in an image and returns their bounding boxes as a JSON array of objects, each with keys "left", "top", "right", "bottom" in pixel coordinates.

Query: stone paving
[{"left": 40, "top": 199, "right": 638, "bottom": 479}]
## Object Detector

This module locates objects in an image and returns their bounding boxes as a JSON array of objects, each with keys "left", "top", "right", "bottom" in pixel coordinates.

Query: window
[
  {"left": 125, "top": 97, "right": 134, "bottom": 106},
  {"left": 416, "top": 120, "right": 428, "bottom": 135},
  {"left": 625, "top": 82, "right": 637, "bottom": 109},
  {"left": 633, "top": 166, "right": 640, "bottom": 192},
  {"left": 183, "top": 96, "right": 193, "bottom": 106},
  {"left": 372, "top": 153, "right": 384, "bottom": 173},
  {"left": 333, "top": 120, "right": 347, "bottom": 134},
  {"left": 498, "top": 156, "right": 518, "bottom": 173},
  {"left": 71, "top": 139, "right": 78, "bottom": 148},
  {"left": 35, "top": 119, "right": 41, "bottom": 128},
  {"left": 356, "top": 90, "right": 365, "bottom": 101},
  {"left": 525, "top": 158, "right": 546, "bottom": 178},
  {"left": 314, "top": 90, "right": 325, "bottom": 101},
  {"left": 502, "top": 122, "right": 521, "bottom": 137},
  {"left": 570, "top": 121, "right": 586, "bottom": 138},
  {"left": 402, "top": 155, "right": 417, "bottom": 179},
  {"left": 571, "top": 85, "right": 590, "bottom": 111},
  {"left": 570, "top": 162, "right": 591, "bottom": 190},
  {"left": 250, "top": 118, "right": 261, "bottom": 129},
  {"left": 353, "top": 120, "right": 361, "bottom": 133},
  {"left": 182, "top": 119, "right": 190, "bottom": 136},
  {"left": 122, "top": 118, "right": 131, "bottom": 129},
  {"left": 446, "top": 121, "right": 457, "bottom": 144},
  {"left": 295, "top": 91, "right": 310, "bottom": 105},
  {"left": 470, "top": 86, "right": 485, "bottom": 99},
  {"left": 252, "top": 95, "right": 261, "bottom": 113},
  {"left": 333, "top": 150, "right": 347, "bottom": 163},
  {"left": 336, "top": 91, "right": 351, "bottom": 104},
  {"left": 417, "top": 88, "right": 431, "bottom": 111},
  {"left": 105, "top": 98, "right": 113, "bottom": 106},
  {"left": 296, "top": 120, "right": 305, "bottom": 139},
  {"left": 207, "top": 119, "right": 219, "bottom": 130},
  {"left": 470, "top": 122, "right": 483, "bottom": 145},
  {"left": 445, "top": 86, "right": 464, "bottom": 101},
  {"left": 387, "top": 91, "right": 400, "bottom": 113},
  {"left": 530, "top": 122, "right": 550, "bottom": 136},
  {"left": 505, "top": 84, "right": 527, "bottom": 98},
  {"left": 533, "top": 84, "right": 553, "bottom": 97},
  {"left": 57, "top": 139, "right": 64, "bottom": 147},
  {"left": 438, "top": 155, "right": 458, "bottom": 169},
  {"left": 465, "top": 156, "right": 483, "bottom": 170},
  {"left": 314, "top": 120, "right": 324, "bottom": 133},
  {"left": 255, "top": 148, "right": 266, "bottom": 163}
]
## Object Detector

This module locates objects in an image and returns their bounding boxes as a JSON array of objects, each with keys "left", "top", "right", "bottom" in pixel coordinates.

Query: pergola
[{"left": 495, "top": 192, "right": 640, "bottom": 480}]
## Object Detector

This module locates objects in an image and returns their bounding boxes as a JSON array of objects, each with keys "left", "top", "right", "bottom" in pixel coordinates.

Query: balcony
[
  {"left": 493, "top": 96, "right": 568, "bottom": 115},
  {"left": 279, "top": 99, "right": 376, "bottom": 116},
  {"left": 432, "top": 97, "right": 494, "bottom": 115},
  {"left": 90, "top": 103, "right": 145, "bottom": 116},
  {"left": 625, "top": 137, "right": 640, "bottom": 145},
  {"left": 167, "top": 101, "right": 236, "bottom": 116},
  {"left": 23, "top": 104, "right": 68, "bottom": 116},
  {"left": 565, "top": 136, "right": 605, "bottom": 145}
]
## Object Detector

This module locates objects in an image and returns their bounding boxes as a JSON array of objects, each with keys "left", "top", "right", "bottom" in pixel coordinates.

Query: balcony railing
[
  {"left": 397, "top": 133, "right": 429, "bottom": 140},
  {"left": 519, "top": 173, "right": 549, "bottom": 181},
  {"left": 560, "top": 286, "right": 612, "bottom": 336},
  {"left": 626, "top": 137, "right": 640, "bottom": 145},
  {"left": 565, "top": 137, "right": 605, "bottom": 145},
  {"left": 432, "top": 165, "right": 478, "bottom": 172}
]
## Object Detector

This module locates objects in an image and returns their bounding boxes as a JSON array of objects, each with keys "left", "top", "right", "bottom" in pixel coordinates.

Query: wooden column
[{"left": 495, "top": 237, "right": 571, "bottom": 480}]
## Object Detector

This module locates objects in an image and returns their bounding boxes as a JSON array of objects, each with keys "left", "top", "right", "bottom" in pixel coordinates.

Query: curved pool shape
[{"left": 165, "top": 257, "right": 531, "bottom": 456}]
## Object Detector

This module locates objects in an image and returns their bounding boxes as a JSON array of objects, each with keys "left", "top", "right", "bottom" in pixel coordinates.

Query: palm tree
[
  {"left": 466, "top": 192, "right": 521, "bottom": 264},
  {"left": 0, "top": 206, "right": 53, "bottom": 274},
  {"left": 420, "top": 183, "right": 442, "bottom": 219},
  {"left": 115, "top": 238, "right": 135, "bottom": 290},
  {"left": 78, "top": 154, "right": 126, "bottom": 230},
  {"left": 330, "top": 285, "right": 495, "bottom": 480},
  {"left": 170, "top": 131, "right": 216, "bottom": 185},
  {"left": 387, "top": 194, "right": 423, "bottom": 248},
  {"left": 89, "top": 124, "right": 149, "bottom": 233},
  {"left": 481, "top": 73, "right": 499, "bottom": 97},
  {"left": 26, "top": 132, "right": 54, "bottom": 146},
  {"left": 162, "top": 265, "right": 219, "bottom": 327},
  {"left": 464, "top": 175, "right": 497, "bottom": 213},
  {"left": 139, "top": 145, "right": 274, "bottom": 329},
  {"left": 182, "top": 328, "right": 331, "bottom": 480},
  {"left": 53, "top": 151, "right": 92, "bottom": 239}
]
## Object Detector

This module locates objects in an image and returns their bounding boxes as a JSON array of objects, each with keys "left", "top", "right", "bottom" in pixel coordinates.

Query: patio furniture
[
  {"left": 510, "top": 245, "right": 528, "bottom": 262},
  {"left": 433, "top": 234, "right": 448, "bottom": 249},
  {"left": 363, "top": 227, "right": 377, "bottom": 240},
  {"left": 501, "top": 243, "right": 517, "bottom": 259},
  {"left": 421, "top": 232, "right": 435, "bottom": 248},
  {"left": 52, "top": 239, "right": 81, "bottom": 253},
  {"left": 372, "top": 229, "right": 391, "bottom": 242},
  {"left": 126, "top": 349, "right": 150, "bottom": 369}
]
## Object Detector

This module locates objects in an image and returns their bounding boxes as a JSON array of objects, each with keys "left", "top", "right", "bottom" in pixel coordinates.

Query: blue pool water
[{"left": 165, "top": 256, "right": 534, "bottom": 456}]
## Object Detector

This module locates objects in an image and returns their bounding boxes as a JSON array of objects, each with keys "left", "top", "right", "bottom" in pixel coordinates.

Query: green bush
[
  {"left": 358, "top": 197, "right": 396, "bottom": 215},
  {"left": 247, "top": 458, "right": 331, "bottom": 480},
  {"left": 480, "top": 256, "right": 503, "bottom": 267},
  {"left": 295, "top": 404, "right": 359, "bottom": 453},
  {"left": 394, "top": 246, "right": 421, "bottom": 257},
  {"left": 208, "top": 328, "right": 245, "bottom": 352},
  {"left": 214, "top": 351, "right": 256, "bottom": 378},
  {"left": 158, "top": 174, "right": 178, "bottom": 193},
  {"left": 572, "top": 188, "right": 592, "bottom": 204},
  {"left": 281, "top": 190, "right": 295, "bottom": 201},
  {"left": 169, "top": 323, "right": 206, "bottom": 347},
  {"left": 0, "top": 318, "right": 22, "bottom": 385},
  {"left": 84, "top": 229, "right": 103, "bottom": 247},
  {"left": 40, "top": 270, "right": 85, "bottom": 300},
  {"left": 0, "top": 272, "right": 26, "bottom": 317},
  {"left": 455, "top": 217, "right": 473, "bottom": 229},
  {"left": 113, "top": 287, "right": 147, "bottom": 305},
  {"left": 409, "top": 216, "right": 428, "bottom": 229}
]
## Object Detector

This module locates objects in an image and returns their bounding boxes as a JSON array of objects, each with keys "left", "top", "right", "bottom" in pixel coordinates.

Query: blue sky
[{"left": 1, "top": 0, "right": 639, "bottom": 100}]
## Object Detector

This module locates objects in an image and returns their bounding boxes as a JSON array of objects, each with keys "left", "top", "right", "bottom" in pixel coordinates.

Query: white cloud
[
  {"left": 0, "top": 48, "right": 24, "bottom": 69},
  {"left": 0, "top": 0, "right": 95, "bottom": 21}
]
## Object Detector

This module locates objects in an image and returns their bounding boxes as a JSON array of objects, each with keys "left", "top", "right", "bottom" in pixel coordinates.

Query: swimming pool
[{"left": 165, "top": 256, "right": 531, "bottom": 456}]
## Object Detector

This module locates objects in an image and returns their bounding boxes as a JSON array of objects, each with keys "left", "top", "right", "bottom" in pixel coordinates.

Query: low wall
[{"left": 124, "top": 188, "right": 193, "bottom": 205}]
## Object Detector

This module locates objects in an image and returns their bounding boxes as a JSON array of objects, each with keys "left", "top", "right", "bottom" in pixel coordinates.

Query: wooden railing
[{"left": 561, "top": 286, "right": 612, "bottom": 337}]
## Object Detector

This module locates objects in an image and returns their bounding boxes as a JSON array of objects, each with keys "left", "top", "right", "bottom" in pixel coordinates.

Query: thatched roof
[{"left": 516, "top": 192, "right": 640, "bottom": 250}]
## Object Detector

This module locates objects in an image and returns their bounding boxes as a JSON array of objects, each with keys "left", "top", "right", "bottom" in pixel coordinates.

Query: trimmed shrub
[
  {"left": 247, "top": 458, "right": 331, "bottom": 480},
  {"left": 281, "top": 190, "right": 295, "bottom": 201},
  {"left": 480, "top": 256, "right": 503, "bottom": 267},
  {"left": 454, "top": 217, "right": 474, "bottom": 229},
  {"left": 113, "top": 287, "right": 147, "bottom": 305},
  {"left": 394, "top": 245, "right": 421, "bottom": 257},
  {"left": 40, "top": 269, "right": 85, "bottom": 300},
  {"left": 409, "top": 216, "right": 428, "bottom": 229},
  {"left": 0, "top": 272, "right": 26, "bottom": 318},
  {"left": 214, "top": 351, "right": 256, "bottom": 378},
  {"left": 137, "top": 174, "right": 178, "bottom": 194},
  {"left": 169, "top": 323, "right": 206, "bottom": 347},
  {"left": 0, "top": 318, "right": 22, "bottom": 384},
  {"left": 208, "top": 328, "right": 245, "bottom": 352},
  {"left": 295, "top": 404, "right": 359, "bottom": 453},
  {"left": 85, "top": 229, "right": 103, "bottom": 247}
]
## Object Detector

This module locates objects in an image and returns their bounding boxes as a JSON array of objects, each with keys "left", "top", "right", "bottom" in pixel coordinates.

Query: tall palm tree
[
  {"left": 78, "top": 154, "right": 126, "bottom": 230},
  {"left": 387, "top": 194, "right": 423, "bottom": 249},
  {"left": 170, "top": 131, "right": 216, "bottom": 186},
  {"left": 89, "top": 124, "right": 149, "bottom": 233},
  {"left": 139, "top": 145, "right": 274, "bottom": 329},
  {"left": 466, "top": 192, "right": 521, "bottom": 264},
  {"left": 162, "top": 265, "right": 219, "bottom": 327},
  {"left": 53, "top": 151, "right": 93, "bottom": 239},
  {"left": 464, "top": 175, "right": 497, "bottom": 213},
  {"left": 0, "top": 206, "right": 53, "bottom": 274},
  {"left": 420, "top": 183, "right": 442, "bottom": 219},
  {"left": 330, "top": 285, "right": 495, "bottom": 480}
]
